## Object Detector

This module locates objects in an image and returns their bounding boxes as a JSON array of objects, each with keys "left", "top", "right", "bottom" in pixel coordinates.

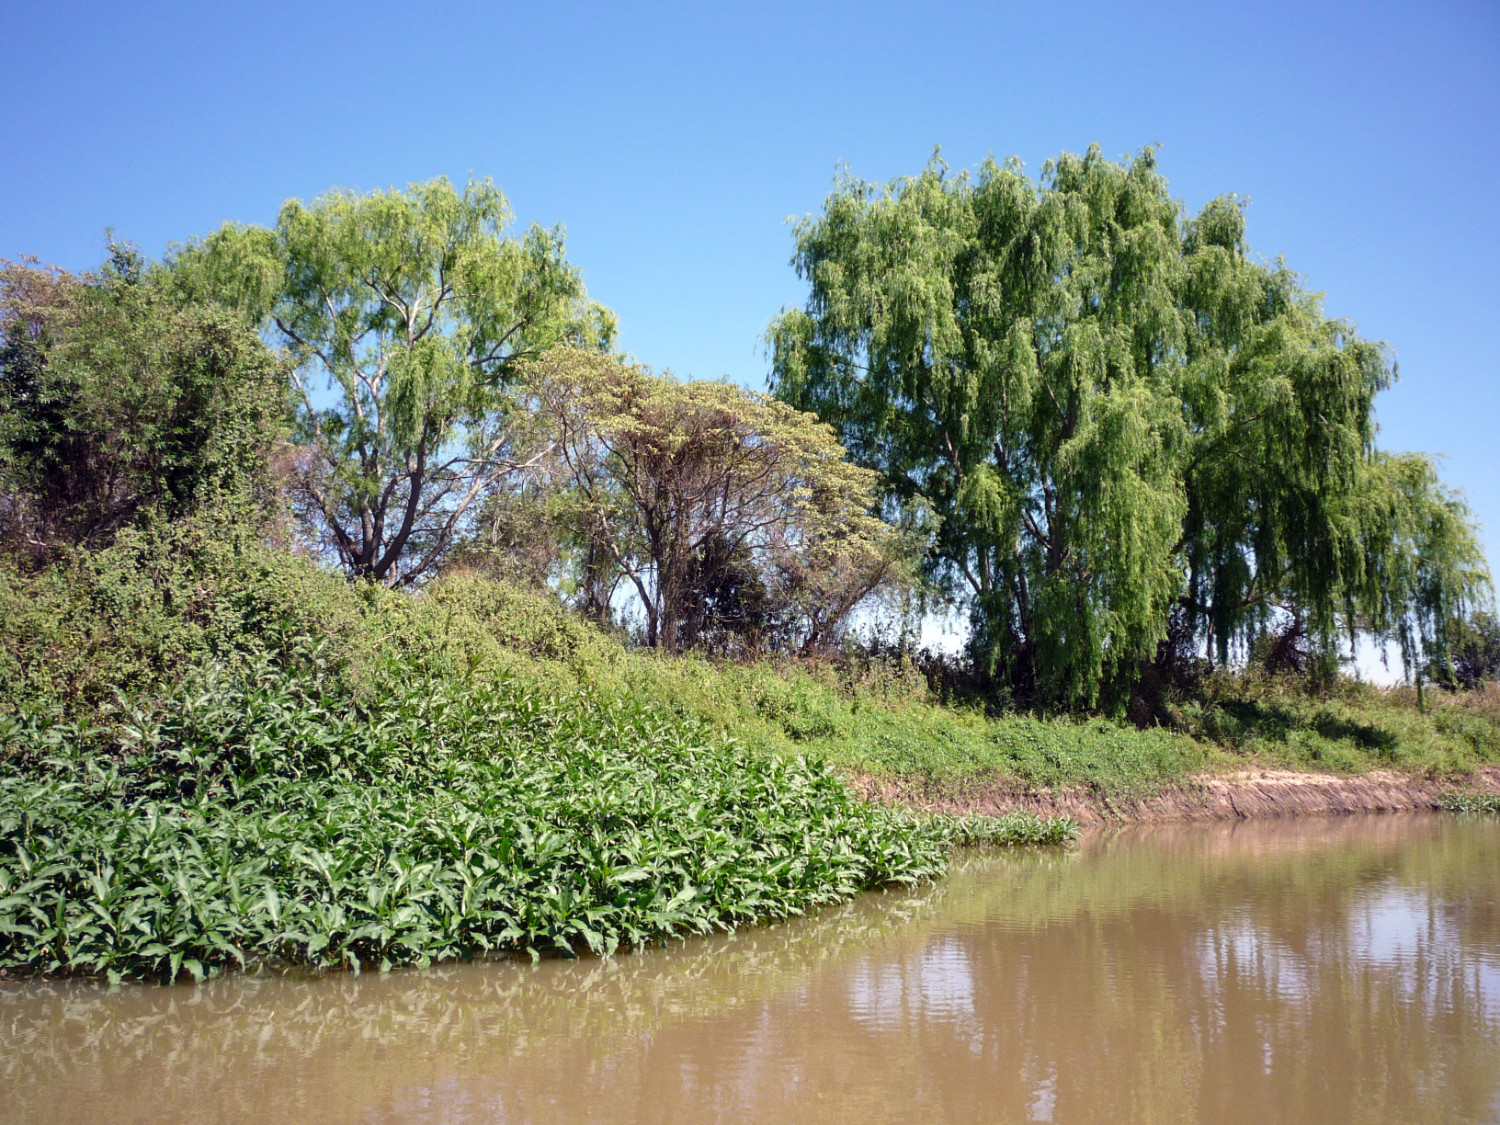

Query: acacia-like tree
[
  {"left": 175, "top": 177, "right": 613, "bottom": 586},
  {"left": 770, "top": 146, "right": 1488, "bottom": 706},
  {"left": 520, "top": 348, "right": 913, "bottom": 654}
]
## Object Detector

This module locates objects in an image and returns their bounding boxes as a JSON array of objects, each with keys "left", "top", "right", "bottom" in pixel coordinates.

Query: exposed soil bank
[{"left": 856, "top": 766, "right": 1500, "bottom": 826}]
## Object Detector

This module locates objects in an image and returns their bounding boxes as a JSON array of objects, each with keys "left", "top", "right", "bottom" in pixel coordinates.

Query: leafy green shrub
[
  {"left": 0, "top": 521, "right": 366, "bottom": 714},
  {"left": 0, "top": 252, "right": 285, "bottom": 556},
  {"left": 0, "top": 525, "right": 638, "bottom": 723},
  {"left": 928, "top": 811, "right": 1079, "bottom": 846}
]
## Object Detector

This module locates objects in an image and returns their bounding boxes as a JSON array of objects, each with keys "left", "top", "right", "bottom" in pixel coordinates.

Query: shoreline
[{"left": 855, "top": 765, "right": 1500, "bottom": 826}]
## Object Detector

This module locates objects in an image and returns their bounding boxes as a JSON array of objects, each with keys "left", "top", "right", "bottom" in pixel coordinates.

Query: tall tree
[
  {"left": 770, "top": 146, "right": 1488, "bottom": 706},
  {"left": 175, "top": 177, "right": 613, "bottom": 585},
  {"left": 521, "top": 347, "right": 913, "bottom": 654}
]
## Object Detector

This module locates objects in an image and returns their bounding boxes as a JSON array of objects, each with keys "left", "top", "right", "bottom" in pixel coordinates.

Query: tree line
[{"left": 1, "top": 147, "right": 1491, "bottom": 708}]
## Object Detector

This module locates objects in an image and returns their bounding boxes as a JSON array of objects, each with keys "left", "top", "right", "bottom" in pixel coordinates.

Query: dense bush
[{"left": 0, "top": 251, "right": 284, "bottom": 558}]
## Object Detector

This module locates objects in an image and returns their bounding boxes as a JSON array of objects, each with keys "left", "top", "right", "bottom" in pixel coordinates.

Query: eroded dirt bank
[{"left": 856, "top": 766, "right": 1500, "bottom": 826}]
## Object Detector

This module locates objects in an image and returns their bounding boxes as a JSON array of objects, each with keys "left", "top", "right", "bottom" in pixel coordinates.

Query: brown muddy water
[{"left": 3, "top": 814, "right": 1498, "bottom": 1124}]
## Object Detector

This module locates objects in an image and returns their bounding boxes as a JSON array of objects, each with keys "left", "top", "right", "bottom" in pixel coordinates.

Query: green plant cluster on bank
[
  {"left": 0, "top": 652, "right": 1069, "bottom": 984},
  {"left": 5, "top": 525, "right": 1498, "bottom": 801},
  {"left": 0, "top": 537, "right": 1078, "bottom": 984},
  {"left": 4, "top": 524, "right": 1498, "bottom": 985},
  {"left": 1438, "top": 790, "right": 1500, "bottom": 814}
]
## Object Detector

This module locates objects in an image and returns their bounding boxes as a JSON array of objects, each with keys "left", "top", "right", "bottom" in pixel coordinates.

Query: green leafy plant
[
  {"left": 1438, "top": 790, "right": 1500, "bottom": 814},
  {"left": 0, "top": 651, "right": 1075, "bottom": 984}
]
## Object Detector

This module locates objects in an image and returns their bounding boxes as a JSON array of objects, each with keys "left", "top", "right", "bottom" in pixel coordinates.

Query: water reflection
[
  {"left": 2, "top": 815, "right": 1497, "bottom": 1124},
  {"left": 847, "top": 938, "right": 978, "bottom": 1031}
]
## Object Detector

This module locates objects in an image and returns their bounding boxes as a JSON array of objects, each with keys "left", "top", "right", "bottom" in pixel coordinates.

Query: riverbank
[
  {"left": 4, "top": 540, "right": 1498, "bottom": 981},
  {"left": 857, "top": 765, "right": 1500, "bottom": 825},
  {"left": 10, "top": 535, "right": 1500, "bottom": 811},
  {"left": 1, "top": 541, "right": 1079, "bottom": 982}
]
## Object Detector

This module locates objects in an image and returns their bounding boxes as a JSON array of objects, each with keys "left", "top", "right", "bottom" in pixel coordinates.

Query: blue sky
[{"left": 4, "top": 0, "right": 1497, "bottom": 584}]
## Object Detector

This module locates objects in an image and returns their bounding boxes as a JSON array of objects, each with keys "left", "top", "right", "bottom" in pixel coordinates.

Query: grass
[
  {"left": 1173, "top": 673, "right": 1500, "bottom": 780},
  {"left": 416, "top": 579, "right": 1500, "bottom": 797}
]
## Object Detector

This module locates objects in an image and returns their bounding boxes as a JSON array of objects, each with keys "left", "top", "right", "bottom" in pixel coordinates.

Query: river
[{"left": 3, "top": 814, "right": 1497, "bottom": 1123}]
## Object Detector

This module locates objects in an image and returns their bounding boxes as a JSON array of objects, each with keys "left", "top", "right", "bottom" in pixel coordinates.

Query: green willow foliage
[
  {"left": 0, "top": 656, "right": 1069, "bottom": 983},
  {"left": 770, "top": 146, "right": 1489, "bottom": 707}
]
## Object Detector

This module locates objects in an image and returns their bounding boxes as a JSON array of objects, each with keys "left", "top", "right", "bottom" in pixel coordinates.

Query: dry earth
[{"left": 856, "top": 766, "right": 1500, "bottom": 826}]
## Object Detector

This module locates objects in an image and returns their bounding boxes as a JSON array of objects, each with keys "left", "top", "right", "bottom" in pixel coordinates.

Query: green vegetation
[
  {"left": 0, "top": 667, "right": 959, "bottom": 983},
  {"left": 5, "top": 524, "right": 1494, "bottom": 806},
  {"left": 1439, "top": 789, "right": 1500, "bottom": 814},
  {"left": 0, "top": 515, "right": 1493, "bottom": 983},
  {"left": 1176, "top": 675, "right": 1500, "bottom": 778},
  {"left": 0, "top": 531, "right": 1070, "bottom": 983},
  {"left": 771, "top": 145, "right": 1489, "bottom": 709},
  {"left": 172, "top": 176, "right": 614, "bottom": 586},
  {"left": 511, "top": 346, "right": 915, "bottom": 654},
  {"left": 0, "top": 249, "right": 283, "bottom": 556},
  {"left": 3, "top": 151, "right": 1497, "bottom": 984},
  {"left": 1429, "top": 611, "right": 1500, "bottom": 690},
  {"left": 577, "top": 642, "right": 1500, "bottom": 794}
]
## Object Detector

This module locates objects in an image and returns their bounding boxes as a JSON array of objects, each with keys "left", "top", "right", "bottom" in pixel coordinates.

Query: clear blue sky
[{"left": 4, "top": 0, "right": 1497, "bottom": 570}]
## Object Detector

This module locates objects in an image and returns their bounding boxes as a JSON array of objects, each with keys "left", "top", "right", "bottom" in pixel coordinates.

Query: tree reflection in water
[{"left": 2, "top": 815, "right": 1497, "bottom": 1124}]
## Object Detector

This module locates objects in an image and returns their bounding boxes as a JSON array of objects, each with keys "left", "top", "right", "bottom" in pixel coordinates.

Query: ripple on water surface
[{"left": 2, "top": 814, "right": 1498, "bottom": 1124}]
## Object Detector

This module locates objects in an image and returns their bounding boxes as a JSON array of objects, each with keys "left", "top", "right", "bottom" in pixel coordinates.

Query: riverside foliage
[
  {"left": 0, "top": 532, "right": 1071, "bottom": 984},
  {"left": 513, "top": 347, "right": 916, "bottom": 654},
  {"left": 1439, "top": 790, "right": 1500, "bottom": 814},
  {"left": 170, "top": 177, "right": 615, "bottom": 587},
  {"left": 2, "top": 151, "right": 1495, "bottom": 987},
  {"left": 0, "top": 655, "right": 1068, "bottom": 983},
  {"left": 770, "top": 146, "right": 1490, "bottom": 708}
]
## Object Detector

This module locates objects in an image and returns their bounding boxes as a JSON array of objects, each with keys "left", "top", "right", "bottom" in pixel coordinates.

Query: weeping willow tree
[{"left": 770, "top": 145, "right": 1488, "bottom": 708}]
